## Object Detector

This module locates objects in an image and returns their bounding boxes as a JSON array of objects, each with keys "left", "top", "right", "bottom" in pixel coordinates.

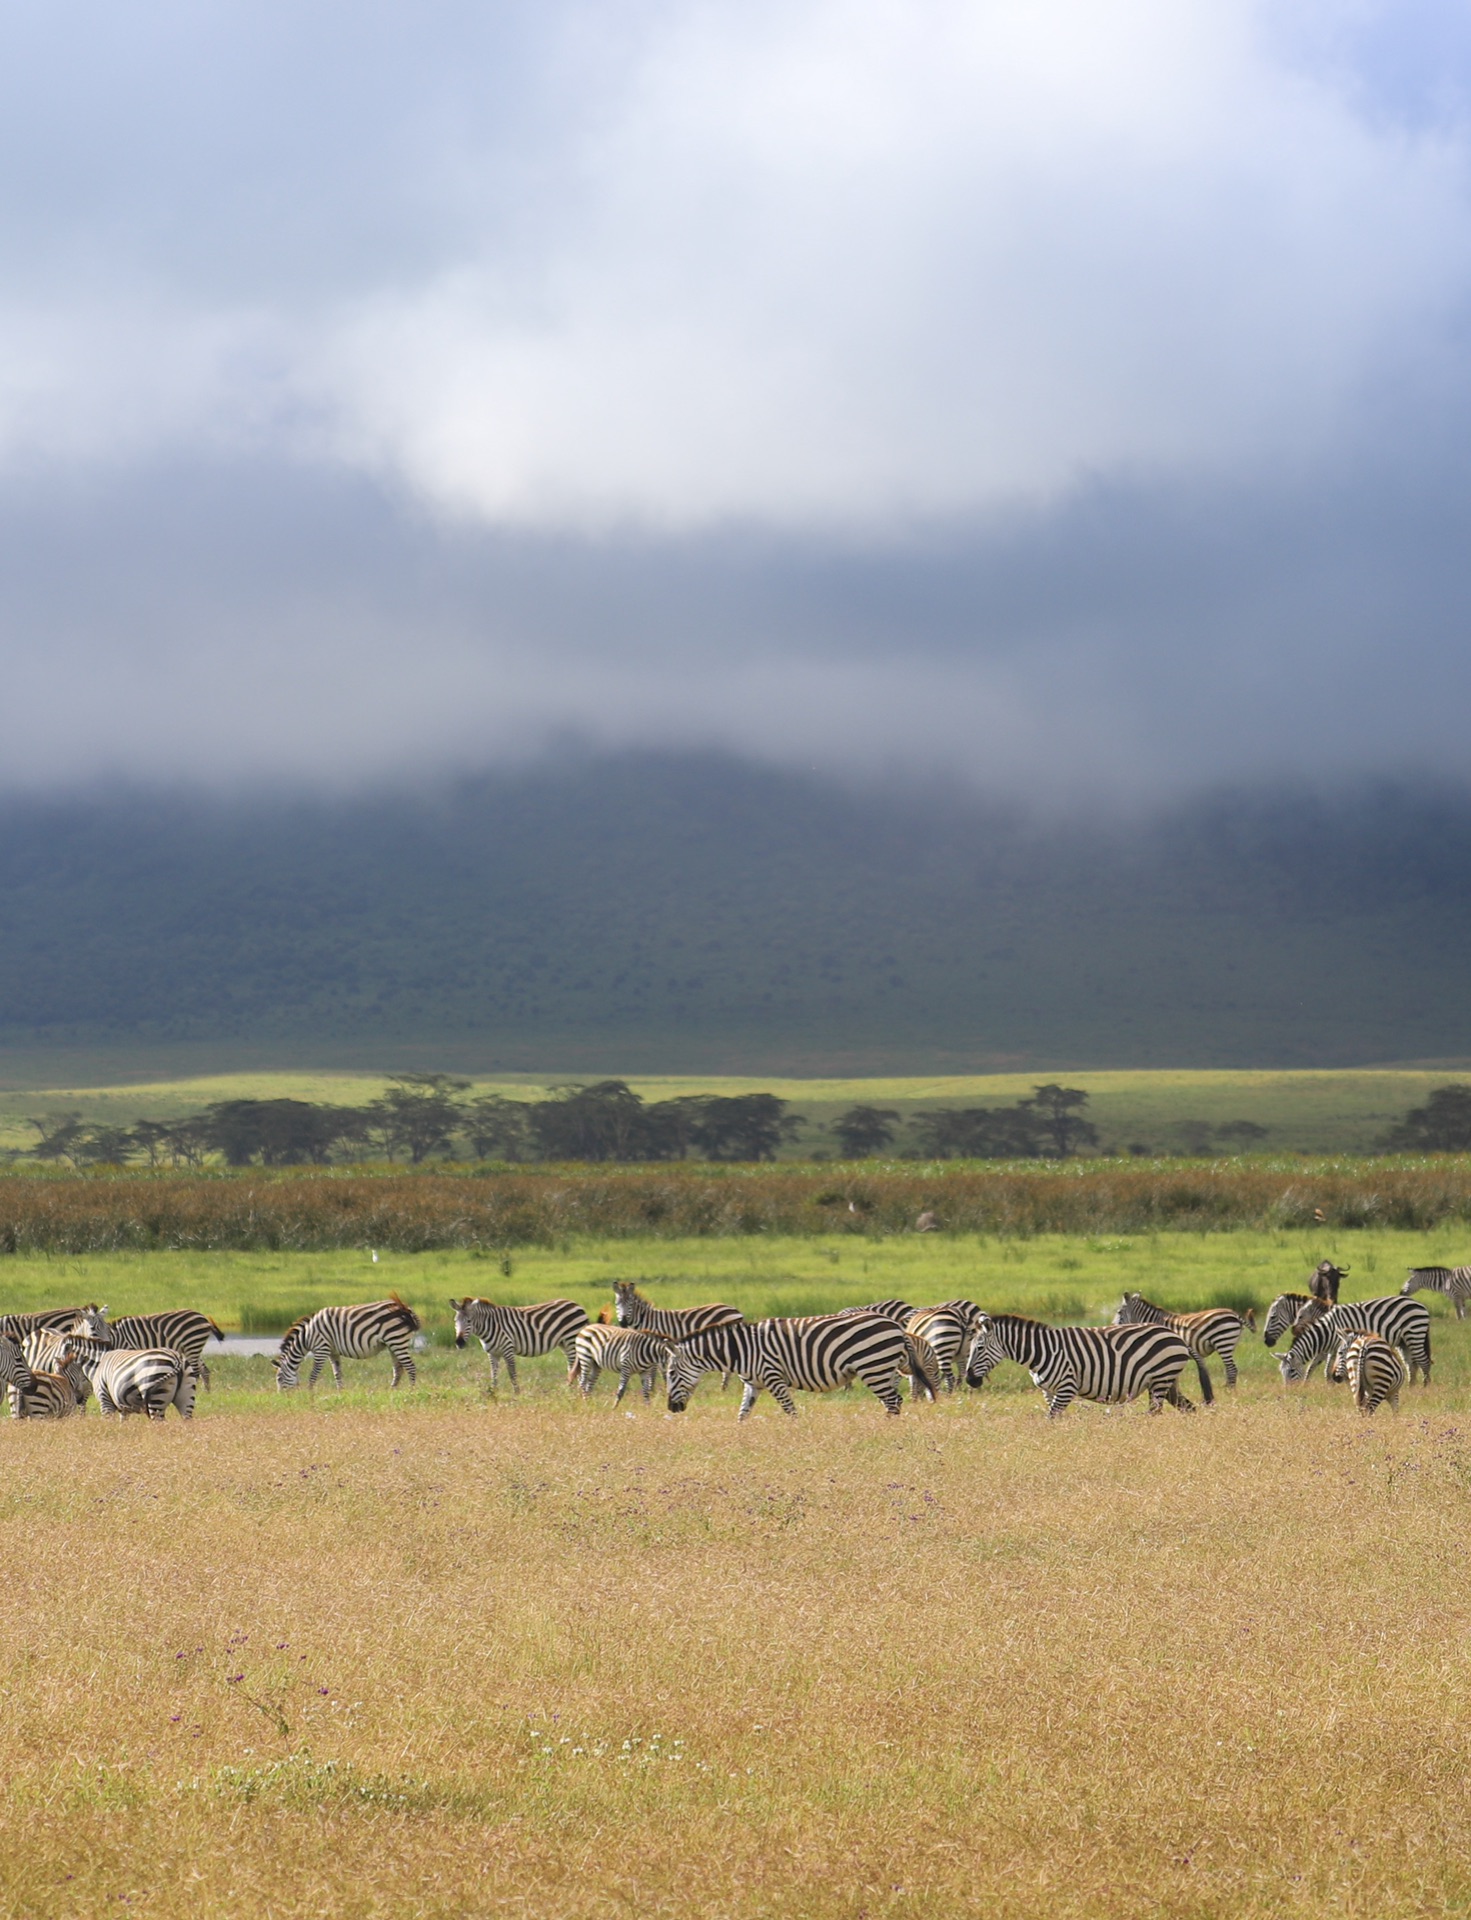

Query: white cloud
[{"left": 0, "top": 0, "right": 1467, "bottom": 529}]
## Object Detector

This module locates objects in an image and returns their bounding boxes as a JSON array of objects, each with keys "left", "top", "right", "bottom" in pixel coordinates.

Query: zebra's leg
[
  {"left": 486, "top": 1348, "right": 501, "bottom": 1394},
  {"left": 640, "top": 1367, "right": 656, "bottom": 1402},
  {"left": 1045, "top": 1386, "right": 1075, "bottom": 1417},
  {"left": 1458, "top": 1298, "right": 1468, "bottom": 1321},
  {"left": 1220, "top": 1339, "right": 1239, "bottom": 1388},
  {"left": 1192, "top": 1355, "right": 1215, "bottom": 1406},
  {"left": 614, "top": 1367, "right": 632, "bottom": 1406},
  {"left": 737, "top": 1379, "right": 761, "bottom": 1420},
  {"left": 869, "top": 1369, "right": 904, "bottom": 1416},
  {"left": 578, "top": 1358, "right": 598, "bottom": 1397},
  {"left": 504, "top": 1353, "right": 520, "bottom": 1395},
  {"left": 767, "top": 1380, "right": 799, "bottom": 1417}
]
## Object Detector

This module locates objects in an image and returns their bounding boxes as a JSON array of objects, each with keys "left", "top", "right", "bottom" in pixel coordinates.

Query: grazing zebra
[
  {"left": 572, "top": 1324, "right": 673, "bottom": 1404},
  {"left": 68, "top": 1306, "right": 225, "bottom": 1389},
  {"left": 10, "top": 1342, "right": 82, "bottom": 1419},
  {"left": 1262, "top": 1294, "right": 1319, "bottom": 1347},
  {"left": 69, "top": 1340, "right": 196, "bottom": 1420},
  {"left": 904, "top": 1306, "right": 977, "bottom": 1391},
  {"left": 1112, "top": 1293, "right": 1256, "bottom": 1395},
  {"left": 666, "top": 1313, "right": 921, "bottom": 1419},
  {"left": 0, "top": 1305, "right": 105, "bottom": 1344},
  {"left": 1330, "top": 1331, "right": 1408, "bottom": 1415},
  {"left": 0, "top": 1333, "right": 35, "bottom": 1413},
  {"left": 964, "top": 1314, "right": 1195, "bottom": 1417},
  {"left": 21, "top": 1330, "right": 93, "bottom": 1411},
  {"left": 276, "top": 1298, "right": 422, "bottom": 1390},
  {"left": 1401, "top": 1266, "right": 1471, "bottom": 1321},
  {"left": 451, "top": 1297, "right": 589, "bottom": 1392},
  {"left": 610, "top": 1283, "right": 743, "bottom": 1341},
  {"left": 1277, "top": 1298, "right": 1431, "bottom": 1386}
]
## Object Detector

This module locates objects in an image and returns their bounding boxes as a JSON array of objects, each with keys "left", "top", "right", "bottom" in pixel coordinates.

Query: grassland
[
  {"left": 0, "top": 1065, "right": 1463, "bottom": 1156},
  {"left": 5, "top": 1338, "right": 1471, "bottom": 1917}
]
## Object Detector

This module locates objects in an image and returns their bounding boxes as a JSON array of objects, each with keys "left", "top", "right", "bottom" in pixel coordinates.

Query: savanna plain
[{"left": 5, "top": 1229, "right": 1471, "bottom": 1918}]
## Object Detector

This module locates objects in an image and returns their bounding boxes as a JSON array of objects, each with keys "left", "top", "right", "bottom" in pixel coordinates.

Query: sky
[{"left": 2, "top": 0, "right": 1470, "bottom": 799}]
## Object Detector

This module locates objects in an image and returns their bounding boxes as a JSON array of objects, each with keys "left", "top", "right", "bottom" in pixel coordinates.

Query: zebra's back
[{"left": 1338, "top": 1332, "right": 1408, "bottom": 1414}]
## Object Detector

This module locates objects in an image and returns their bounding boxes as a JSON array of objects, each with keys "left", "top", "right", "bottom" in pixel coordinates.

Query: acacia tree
[
  {"left": 370, "top": 1075, "right": 471, "bottom": 1163},
  {"left": 1025, "top": 1086, "right": 1098, "bottom": 1159},
  {"left": 834, "top": 1106, "right": 900, "bottom": 1158},
  {"left": 1384, "top": 1084, "right": 1471, "bottom": 1153}
]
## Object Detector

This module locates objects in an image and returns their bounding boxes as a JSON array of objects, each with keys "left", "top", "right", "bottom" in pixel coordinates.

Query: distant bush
[{"left": 3, "top": 1158, "right": 1471, "bottom": 1251}]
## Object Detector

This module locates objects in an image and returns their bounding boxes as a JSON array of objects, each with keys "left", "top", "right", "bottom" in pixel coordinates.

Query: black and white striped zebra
[
  {"left": 1112, "top": 1293, "right": 1256, "bottom": 1396},
  {"left": 1277, "top": 1297, "right": 1431, "bottom": 1386},
  {"left": 0, "top": 1333, "right": 35, "bottom": 1414},
  {"left": 904, "top": 1305, "right": 978, "bottom": 1391},
  {"left": 572, "top": 1325, "right": 673, "bottom": 1404},
  {"left": 0, "top": 1305, "right": 105, "bottom": 1345},
  {"left": 964, "top": 1313, "right": 1195, "bottom": 1417},
  {"left": 1401, "top": 1266, "right": 1471, "bottom": 1321},
  {"left": 68, "top": 1340, "right": 196, "bottom": 1420},
  {"left": 21, "top": 1330, "right": 93, "bottom": 1412},
  {"left": 611, "top": 1283, "right": 743, "bottom": 1341},
  {"left": 1330, "top": 1331, "right": 1408, "bottom": 1414},
  {"left": 68, "top": 1306, "right": 225, "bottom": 1389},
  {"left": 1262, "top": 1293, "right": 1317, "bottom": 1347},
  {"left": 10, "top": 1343, "right": 82, "bottom": 1419},
  {"left": 275, "top": 1298, "right": 422, "bottom": 1390},
  {"left": 666, "top": 1312, "right": 920, "bottom": 1419},
  {"left": 451, "top": 1297, "right": 589, "bottom": 1391}
]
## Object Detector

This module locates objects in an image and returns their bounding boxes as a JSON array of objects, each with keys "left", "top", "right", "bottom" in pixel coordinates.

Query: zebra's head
[
  {"left": 0, "top": 1334, "right": 33, "bottom": 1394},
  {"left": 273, "top": 1319, "right": 310, "bottom": 1390},
  {"left": 664, "top": 1333, "right": 723, "bottom": 1412},
  {"left": 612, "top": 1281, "right": 642, "bottom": 1327},
  {"left": 1325, "top": 1334, "right": 1353, "bottom": 1384},
  {"left": 1262, "top": 1294, "right": 1309, "bottom": 1348},
  {"left": 68, "top": 1304, "right": 111, "bottom": 1342},
  {"left": 1112, "top": 1293, "right": 1145, "bottom": 1325},
  {"left": 963, "top": 1316, "right": 1002, "bottom": 1389},
  {"left": 449, "top": 1298, "right": 485, "bottom": 1349}
]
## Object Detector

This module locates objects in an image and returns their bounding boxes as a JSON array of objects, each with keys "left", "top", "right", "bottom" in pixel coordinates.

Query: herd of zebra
[{"left": 3, "top": 1259, "right": 1466, "bottom": 1423}]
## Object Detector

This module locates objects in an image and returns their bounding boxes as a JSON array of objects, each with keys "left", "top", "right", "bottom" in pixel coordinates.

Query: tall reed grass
[{"left": 0, "top": 1159, "right": 1469, "bottom": 1252}]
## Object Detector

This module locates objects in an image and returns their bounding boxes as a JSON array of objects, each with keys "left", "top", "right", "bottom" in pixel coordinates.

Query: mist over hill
[{"left": 1, "top": 755, "right": 1469, "bottom": 1072}]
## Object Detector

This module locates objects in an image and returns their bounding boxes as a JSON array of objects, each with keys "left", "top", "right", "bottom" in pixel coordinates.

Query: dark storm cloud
[{"left": 0, "top": 0, "right": 1470, "bottom": 795}]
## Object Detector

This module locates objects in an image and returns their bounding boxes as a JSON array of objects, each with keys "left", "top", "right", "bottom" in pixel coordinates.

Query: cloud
[{"left": 1, "top": 1, "right": 1470, "bottom": 796}]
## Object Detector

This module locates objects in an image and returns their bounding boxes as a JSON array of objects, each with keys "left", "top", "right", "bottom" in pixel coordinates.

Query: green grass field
[
  {"left": 3, "top": 1226, "right": 1468, "bottom": 1345},
  {"left": 0, "top": 1064, "right": 1461, "bottom": 1157}
]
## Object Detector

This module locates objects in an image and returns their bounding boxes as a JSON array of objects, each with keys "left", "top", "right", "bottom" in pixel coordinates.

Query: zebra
[
  {"left": 22, "top": 1329, "right": 93, "bottom": 1408},
  {"left": 964, "top": 1313, "right": 1195, "bottom": 1417},
  {"left": 1277, "top": 1298, "right": 1431, "bottom": 1386},
  {"left": 666, "top": 1313, "right": 923, "bottom": 1419},
  {"left": 1262, "top": 1294, "right": 1318, "bottom": 1347},
  {"left": 451, "top": 1297, "right": 589, "bottom": 1392},
  {"left": 1112, "top": 1293, "right": 1256, "bottom": 1395},
  {"left": 0, "top": 1305, "right": 106, "bottom": 1344},
  {"left": 572, "top": 1324, "right": 674, "bottom": 1404},
  {"left": 10, "top": 1340, "right": 82, "bottom": 1419},
  {"left": 1330, "top": 1331, "right": 1408, "bottom": 1415},
  {"left": 68, "top": 1340, "right": 196, "bottom": 1420},
  {"left": 610, "top": 1283, "right": 743, "bottom": 1341},
  {"left": 0, "top": 1334, "right": 35, "bottom": 1413},
  {"left": 1401, "top": 1266, "right": 1471, "bottom": 1321},
  {"left": 68, "top": 1306, "right": 225, "bottom": 1389},
  {"left": 904, "top": 1305, "right": 978, "bottom": 1391},
  {"left": 275, "top": 1298, "right": 422, "bottom": 1390}
]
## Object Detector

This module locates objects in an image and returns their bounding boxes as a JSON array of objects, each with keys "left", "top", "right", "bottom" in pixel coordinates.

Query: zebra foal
[
  {"left": 451, "top": 1297, "right": 589, "bottom": 1392},
  {"left": 1329, "top": 1331, "right": 1408, "bottom": 1415},
  {"left": 572, "top": 1325, "right": 673, "bottom": 1404},
  {"left": 965, "top": 1314, "right": 1194, "bottom": 1417},
  {"left": 1401, "top": 1267, "right": 1471, "bottom": 1321},
  {"left": 276, "top": 1298, "right": 422, "bottom": 1390},
  {"left": 666, "top": 1312, "right": 921, "bottom": 1419}
]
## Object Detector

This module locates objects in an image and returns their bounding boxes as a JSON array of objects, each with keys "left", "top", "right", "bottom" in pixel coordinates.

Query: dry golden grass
[{"left": 4, "top": 1373, "right": 1471, "bottom": 1917}]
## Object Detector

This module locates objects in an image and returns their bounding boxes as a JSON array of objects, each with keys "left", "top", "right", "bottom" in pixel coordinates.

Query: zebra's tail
[
  {"left": 1242, "top": 1307, "right": 1257, "bottom": 1332},
  {"left": 206, "top": 1317, "right": 226, "bottom": 1342},
  {"left": 902, "top": 1333, "right": 940, "bottom": 1402},
  {"left": 1193, "top": 1355, "right": 1215, "bottom": 1406},
  {"left": 387, "top": 1292, "right": 423, "bottom": 1332}
]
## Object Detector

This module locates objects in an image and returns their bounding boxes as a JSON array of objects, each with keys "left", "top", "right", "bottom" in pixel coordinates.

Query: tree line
[{"left": 12, "top": 1078, "right": 1121, "bottom": 1169}]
